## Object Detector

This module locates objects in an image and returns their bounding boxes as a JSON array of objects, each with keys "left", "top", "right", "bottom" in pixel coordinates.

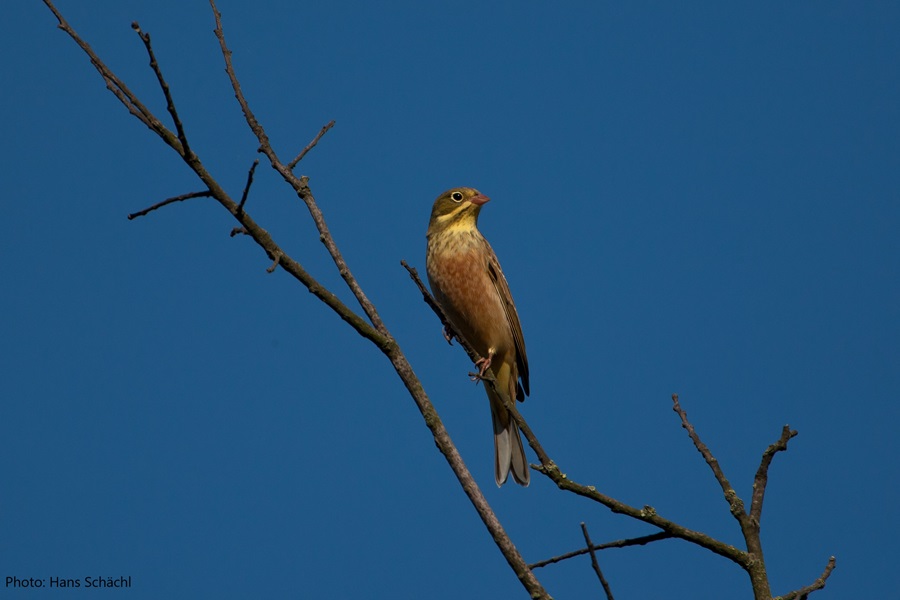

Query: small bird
[{"left": 426, "top": 187, "right": 530, "bottom": 486}]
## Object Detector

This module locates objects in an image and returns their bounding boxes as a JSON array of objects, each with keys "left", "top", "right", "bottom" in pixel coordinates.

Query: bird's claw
[
  {"left": 469, "top": 355, "right": 494, "bottom": 385},
  {"left": 468, "top": 370, "right": 496, "bottom": 386},
  {"left": 442, "top": 325, "right": 455, "bottom": 345},
  {"left": 474, "top": 355, "right": 492, "bottom": 377}
]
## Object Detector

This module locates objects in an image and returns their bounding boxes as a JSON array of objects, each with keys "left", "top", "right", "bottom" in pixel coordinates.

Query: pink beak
[{"left": 470, "top": 193, "right": 490, "bottom": 206}]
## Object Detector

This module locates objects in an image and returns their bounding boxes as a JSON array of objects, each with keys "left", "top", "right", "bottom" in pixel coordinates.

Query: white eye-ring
[{"left": 451, "top": 191, "right": 464, "bottom": 202}]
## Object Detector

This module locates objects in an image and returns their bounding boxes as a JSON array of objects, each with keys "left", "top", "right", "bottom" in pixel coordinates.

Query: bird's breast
[{"left": 426, "top": 231, "right": 513, "bottom": 359}]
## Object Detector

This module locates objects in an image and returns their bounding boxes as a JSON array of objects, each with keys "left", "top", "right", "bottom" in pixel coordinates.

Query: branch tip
[
  {"left": 672, "top": 395, "right": 743, "bottom": 519},
  {"left": 266, "top": 251, "right": 283, "bottom": 273},
  {"left": 776, "top": 556, "right": 836, "bottom": 600},
  {"left": 132, "top": 18, "right": 190, "bottom": 157},
  {"left": 237, "top": 158, "right": 260, "bottom": 213},
  {"left": 128, "top": 190, "right": 213, "bottom": 220},
  {"left": 288, "top": 119, "right": 336, "bottom": 169}
]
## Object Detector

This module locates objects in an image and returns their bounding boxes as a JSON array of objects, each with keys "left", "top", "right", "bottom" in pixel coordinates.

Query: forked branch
[
  {"left": 42, "top": 2, "right": 550, "bottom": 598},
  {"left": 131, "top": 21, "right": 192, "bottom": 159},
  {"left": 404, "top": 262, "right": 835, "bottom": 599},
  {"left": 208, "top": 0, "right": 388, "bottom": 336},
  {"left": 43, "top": 1, "right": 836, "bottom": 598}
]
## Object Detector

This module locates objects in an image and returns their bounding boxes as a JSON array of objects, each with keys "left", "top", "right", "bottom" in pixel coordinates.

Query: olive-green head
[{"left": 427, "top": 187, "right": 490, "bottom": 237}]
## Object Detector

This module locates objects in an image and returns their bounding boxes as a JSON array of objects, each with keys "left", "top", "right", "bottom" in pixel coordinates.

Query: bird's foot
[
  {"left": 442, "top": 325, "right": 455, "bottom": 345},
  {"left": 474, "top": 355, "right": 492, "bottom": 377},
  {"left": 468, "top": 370, "right": 496, "bottom": 386},
  {"left": 469, "top": 354, "right": 494, "bottom": 385}
]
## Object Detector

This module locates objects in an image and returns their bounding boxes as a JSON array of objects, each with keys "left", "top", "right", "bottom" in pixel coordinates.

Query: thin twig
[
  {"left": 209, "top": 0, "right": 388, "bottom": 335},
  {"left": 127, "top": 190, "right": 213, "bottom": 220},
  {"left": 42, "top": 1, "right": 182, "bottom": 150},
  {"left": 238, "top": 159, "right": 260, "bottom": 213},
  {"left": 581, "top": 523, "right": 615, "bottom": 600},
  {"left": 672, "top": 394, "right": 746, "bottom": 520},
  {"left": 776, "top": 556, "right": 836, "bottom": 600},
  {"left": 288, "top": 120, "right": 335, "bottom": 169},
  {"left": 404, "top": 261, "right": 751, "bottom": 567},
  {"left": 205, "top": 3, "right": 549, "bottom": 596},
  {"left": 511, "top": 399, "right": 746, "bottom": 562},
  {"left": 45, "top": 3, "right": 835, "bottom": 598},
  {"left": 529, "top": 532, "right": 673, "bottom": 569},
  {"left": 672, "top": 393, "right": 784, "bottom": 599},
  {"left": 131, "top": 22, "right": 191, "bottom": 159},
  {"left": 266, "top": 250, "right": 283, "bottom": 273},
  {"left": 750, "top": 425, "right": 797, "bottom": 524},
  {"left": 47, "top": 0, "right": 386, "bottom": 350}
]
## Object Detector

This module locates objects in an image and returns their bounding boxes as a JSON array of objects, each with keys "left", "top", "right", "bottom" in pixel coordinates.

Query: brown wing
[{"left": 484, "top": 242, "right": 530, "bottom": 399}]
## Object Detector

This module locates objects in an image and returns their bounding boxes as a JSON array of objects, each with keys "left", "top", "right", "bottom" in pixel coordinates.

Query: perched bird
[{"left": 425, "top": 187, "right": 530, "bottom": 486}]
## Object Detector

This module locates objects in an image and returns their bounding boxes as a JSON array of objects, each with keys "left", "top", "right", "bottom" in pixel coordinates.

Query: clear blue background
[{"left": 2, "top": 1, "right": 897, "bottom": 598}]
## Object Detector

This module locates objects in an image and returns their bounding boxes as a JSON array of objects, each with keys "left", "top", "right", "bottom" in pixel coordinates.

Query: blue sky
[{"left": 2, "top": 1, "right": 897, "bottom": 598}]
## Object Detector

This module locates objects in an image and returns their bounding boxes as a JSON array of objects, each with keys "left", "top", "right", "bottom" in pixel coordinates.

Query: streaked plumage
[{"left": 425, "top": 187, "right": 530, "bottom": 486}]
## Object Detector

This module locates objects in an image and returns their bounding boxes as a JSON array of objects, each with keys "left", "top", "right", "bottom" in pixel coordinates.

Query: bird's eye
[{"left": 451, "top": 191, "right": 464, "bottom": 202}]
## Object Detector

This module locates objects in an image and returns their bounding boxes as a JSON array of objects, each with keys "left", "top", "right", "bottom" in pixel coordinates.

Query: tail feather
[{"left": 488, "top": 386, "right": 530, "bottom": 487}]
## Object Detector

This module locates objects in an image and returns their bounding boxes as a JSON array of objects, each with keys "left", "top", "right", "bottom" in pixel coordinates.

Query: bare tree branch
[
  {"left": 42, "top": 2, "right": 837, "bottom": 598},
  {"left": 127, "top": 190, "right": 213, "bottom": 220},
  {"left": 529, "top": 532, "right": 673, "bottom": 570},
  {"left": 404, "top": 259, "right": 749, "bottom": 564},
  {"left": 41, "top": 1, "right": 182, "bottom": 151},
  {"left": 750, "top": 424, "right": 798, "bottom": 525},
  {"left": 288, "top": 120, "right": 336, "bottom": 170},
  {"left": 581, "top": 523, "right": 615, "bottom": 600},
  {"left": 672, "top": 394, "right": 746, "bottom": 519},
  {"left": 45, "top": 0, "right": 389, "bottom": 350},
  {"left": 43, "top": 3, "right": 552, "bottom": 597},
  {"left": 403, "top": 252, "right": 836, "bottom": 598},
  {"left": 238, "top": 159, "right": 260, "bottom": 213},
  {"left": 131, "top": 21, "right": 192, "bottom": 159},
  {"left": 207, "top": 0, "right": 389, "bottom": 336},
  {"left": 266, "top": 250, "right": 283, "bottom": 273},
  {"left": 776, "top": 556, "right": 836, "bottom": 600}
]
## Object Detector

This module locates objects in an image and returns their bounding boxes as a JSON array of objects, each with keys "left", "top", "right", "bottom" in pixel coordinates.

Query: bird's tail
[{"left": 488, "top": 384, "right": 530, "bottom": 487}]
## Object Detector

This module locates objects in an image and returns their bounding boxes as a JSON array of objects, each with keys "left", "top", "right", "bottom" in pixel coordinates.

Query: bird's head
[{"left": 427, "top": 187, "right": 490, "bottom": 237}]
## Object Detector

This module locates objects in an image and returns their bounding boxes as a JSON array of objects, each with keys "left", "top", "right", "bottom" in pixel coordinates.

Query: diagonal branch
[
  {"left": 288, "top": 120, "right": 336, "bottom": 170},
  {"left": 509, "top": 399, "right": 749, "bottom": 564},
  {"left": 128, "top": 190, "right": 213, "bottom": 220},
  {"left": 581, "top": 523, "right": 615, "bottom": 600},
  {"left": 208, "top": 0, "right": 388, "bottom": 336},
  {"left": 131, "top": 21, "right": 192, "bottom": 159},
  {"left": 238, "top": 159, "right": 260, "bottom": 214},
  {"left": 672, "top": 394, "right": 746, "bottom": 520},
  {"left": 403, "top": 260, "right": 750, "bottom": 566},
  {"left": 42, "top": 0, "right": 181, "bottom": 152},
  {"left": 750, "top": 424, "right": 797, "bottom": 524},
  {"left": 776, "top": 556, "right": 836, "bottom": 600},
  {"left": 43, "top": 0, "right": 384, "bottom": 351},
  {"left": 44, "top": 3, "right": 551, "bottom": 598},
  {"left": 44, "top": 3, "right": 836, "bottom": 598}
]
